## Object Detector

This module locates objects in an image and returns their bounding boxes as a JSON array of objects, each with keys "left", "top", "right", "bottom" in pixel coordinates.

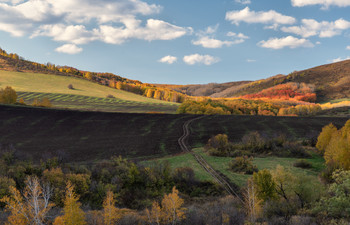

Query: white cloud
[
  {"left": 291, "top": 0, "right": 350, "bottom": 9},
  {"left": 246, "top": 59, "right": 256, "bottom": 62},
  {"left": 346, "top": 46, "right": 350, "bottom": 50},
  {"left": 264, "top": 24, "right": 280, "bottom": 30},
  {"left": 331, "top": 56, "right": 350, "bottom": 63},
  {"left": 226, "top": 7, "right": 296, "bottom": 26},
  {"left": 281, "top": 18, "right": 350, "bottom": 38},
  {"left": 97, "top": 19, "right": 191, "bottom": 45},
  {"left": 235, "top": 0, "right": 251, "bottom": 5},
  {"left": 226, "top": 32, "right": 249, "bottom": 39},
  {"left": 31, "top": 24, "right": 98, "bottom": 44},
  {"left": 258, "top": 36, "right": 314, "bottom": 49},
  {"left": 159, "top": 55, "right": 177, "bottom": 64},
  {"left": 192, "top": 36, "right": 234, "bottom": 48},
  {"left": 0, "top": 0, "right": 190, "bottom": 48},
  {"left": 183, "top": 54, "right": 220, "bottom": 65},
  {"left": 55, "top": 44, "right": 82, "bottom": 54},
  {"left": 205, "top": 24, "right": 219, "bottom": 34}
]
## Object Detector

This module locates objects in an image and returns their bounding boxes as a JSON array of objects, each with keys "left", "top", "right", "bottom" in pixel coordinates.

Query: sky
[{"left": 1, "top": 0, "right": 350, "bottom": 84}]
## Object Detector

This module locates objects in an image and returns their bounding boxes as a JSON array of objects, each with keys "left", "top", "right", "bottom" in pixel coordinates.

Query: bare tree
[{"left": 1, "top": 176, "right": 54, "bottom": 225}]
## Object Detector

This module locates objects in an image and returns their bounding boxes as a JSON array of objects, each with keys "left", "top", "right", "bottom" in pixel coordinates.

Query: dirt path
[{"left": 178, "top": 116, "right": 243, "bottom": 202}]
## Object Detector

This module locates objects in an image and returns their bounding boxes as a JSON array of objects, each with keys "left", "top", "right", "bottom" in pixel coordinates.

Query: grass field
[
  {"left": 142, "top": 148, "right": 324, "bottom": 186},
  {"left": 16, "top": 92, "right": 178, "bottom": 113},
  {"left": 0, "top": 70, "right": 179, "bottom": 113}
]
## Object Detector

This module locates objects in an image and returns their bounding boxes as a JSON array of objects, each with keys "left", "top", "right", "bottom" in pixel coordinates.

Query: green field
[
  {"left": 142, "top": 148, "right": 324, "bottom": 186},
  {"left": 0, "top": 70, "right": 179, "bottom": 113}
]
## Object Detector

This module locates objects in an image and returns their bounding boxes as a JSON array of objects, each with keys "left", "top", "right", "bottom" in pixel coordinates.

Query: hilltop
[{"left": 156, "top": 61, "right": 350, "bottom": 103}]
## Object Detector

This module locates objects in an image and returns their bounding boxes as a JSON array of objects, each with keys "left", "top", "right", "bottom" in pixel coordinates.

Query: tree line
[{"left": 177, "top": 99, "right": 322, "bottom": 116}]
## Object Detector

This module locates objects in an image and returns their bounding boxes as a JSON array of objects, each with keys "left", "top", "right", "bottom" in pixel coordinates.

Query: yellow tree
[
  {"left": 1, "top": 186, "right": 28, "bottom": 225},
  {"left": 316, "top": 123, "right": 338, "bottom": 154},
  {"left": 0, "top": 176, "right": 54, "bottom": 225},
  {"left": 161, "top": 187, "right": 186, "bottom": 225},
  {"left": 54, "top": 181, "right": 86, "bottom": 225},
  {"left": 84, "top": 72, "right": 93, "bottom": 80},
  {"left": 103, "top": 190, "right": 121, "bottom": 225},
  {"left": 146, "top": 201, "right": 162, "bottom": 225},
  {"left": 324, "top": 121, "right": 350, "bottom": 170},
  {"left": 0, "top": 86, "right": 17, "bottom": 104}
]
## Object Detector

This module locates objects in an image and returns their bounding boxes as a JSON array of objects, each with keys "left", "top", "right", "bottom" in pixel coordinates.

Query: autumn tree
[
  {"left": 161, "top": 187, "right": 186, "bottom": 225},
  {"left": 0, "top": 86, "right": 17, "bottom": 104},
  {"left": 53, "top": 181, "right": 86, "bottom": 225},
  {"left": 316, "top": 123, "right": 338, "bottom": 154},
  {"left": 146, "top": 186, "right": 186, "bottom": 225},
  {"left": 146, "top": 201, "right": 162, "bottom": 225},
  {"left": 84, "top": 72, "right": 93, "bottom": 80},
  {"left": 0, "top": 176, "right": 54, "bottom": 225},
  {"left": 103, "top": 190, "right": 121, "bottom": 225},
  {"left": 321, "top": 120, "right": 350, "bottom": 170}
]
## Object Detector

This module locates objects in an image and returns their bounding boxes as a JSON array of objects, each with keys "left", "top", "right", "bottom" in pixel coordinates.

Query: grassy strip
[
  {"left": 16, "top": 92, "right": 179, "bottom": 113},
  {"left": 141, "top": 148, "right": 324, "bottom": 187}
]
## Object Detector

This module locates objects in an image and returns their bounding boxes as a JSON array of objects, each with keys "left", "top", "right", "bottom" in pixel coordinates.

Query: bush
[
  {"left": 106, "top": 94, "right": 115, "bottom": 98},
  {"left": 32, "top": 98, "right": 52, "bottom": 107},
  {"left": 229, "top": 156, "right": 258, "bottom": 174},
  {"left": 18, "top": 98, "right": 25, "bottom": 105},
  {"left": 293, "top": 159, "right": 312, "bottom": 169},
  {"left": 241, "top": 131, "right": 266, "bottom": 153},
  {"left": 67, "top": 84, "right": 74, "bottom": 89}
]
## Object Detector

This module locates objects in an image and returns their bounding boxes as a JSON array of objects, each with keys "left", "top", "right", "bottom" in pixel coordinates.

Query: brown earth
[{"left": 0, "top": 104, "right": 348, "bottom": 163}]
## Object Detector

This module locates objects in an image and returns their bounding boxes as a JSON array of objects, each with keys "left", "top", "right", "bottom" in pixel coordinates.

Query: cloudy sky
[{"left": 1, "top": 0, "right": 350, "bottom": 84}]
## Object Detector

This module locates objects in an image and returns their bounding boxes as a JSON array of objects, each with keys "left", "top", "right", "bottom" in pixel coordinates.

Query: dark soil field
[
  {"left": 0, "top": 104, "right": 348, "bottom": 163},
  {"left": 188, "top": 115, "right": 349, "bottom": 147}
]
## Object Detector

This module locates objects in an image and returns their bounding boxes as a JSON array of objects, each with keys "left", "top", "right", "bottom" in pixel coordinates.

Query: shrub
[
  {"left": 67, "top": 84, "right": 74, "bottom": 89},
  {"left": 32, "top": 98, "right": 52, "bottom": 107},
  {"left": 41, "top": 98, "right": 52, "bottom": 107},
  {"left": 241, "top": 131, "right": 266, "bottom": 153},
  {"left": 106, "top": 94, "right": 115, "bottom": 98},
  {"left": 18, "top": 98, "right": 25, "bottom": 105},
  {"left": 293, "top": 159, "right": 312, "bottom": 169},
  {"left": 205, "top": 134, "right": 230, "bottom": 156},
  {"left": 229, "top": 156, "right": 258, "bottom": 174}
]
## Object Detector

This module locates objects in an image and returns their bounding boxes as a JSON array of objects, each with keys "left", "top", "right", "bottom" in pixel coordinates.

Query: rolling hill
[
  {"left": 0, "top": 70, "right": 179, "bottom": 113},
  {"left": 156, "top": 60, "right": 350, "bottom": 102}
]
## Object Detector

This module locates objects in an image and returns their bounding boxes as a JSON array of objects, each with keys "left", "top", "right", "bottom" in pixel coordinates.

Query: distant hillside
[
  {"left": 0, "top": 70, "right": 179, "bottom": 113},
  {"left": 155, "top": 81, "right": 252, "bottom": 97},
  {"left": 280, "top": 60, "right": 350, "bottom": 102},
  {"left": 0, "top": 48, "right": 187, "bottom": 103},
  {"left": 157, "top": 60, "right": 350, "bottom": 102},
  {"left": 2, "top": 47, "right": 349, "bottom": 103}
]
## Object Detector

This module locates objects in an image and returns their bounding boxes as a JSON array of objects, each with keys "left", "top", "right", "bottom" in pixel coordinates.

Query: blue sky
[{"left": 1, "top": 0, "right": 350, "bottom": 84}]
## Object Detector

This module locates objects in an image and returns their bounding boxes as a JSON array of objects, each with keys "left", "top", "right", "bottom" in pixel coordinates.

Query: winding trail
[{"left": 178, "top": 116, "right": 243, "bottom": 203}]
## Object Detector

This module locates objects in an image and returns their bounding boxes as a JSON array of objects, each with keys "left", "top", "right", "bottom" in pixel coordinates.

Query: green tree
[
  {"left": 252, "top": 169, "right": 277, "bottom": 202},
  {"left": 314, "top": 170, "right": 350, "bottom": 218}
]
